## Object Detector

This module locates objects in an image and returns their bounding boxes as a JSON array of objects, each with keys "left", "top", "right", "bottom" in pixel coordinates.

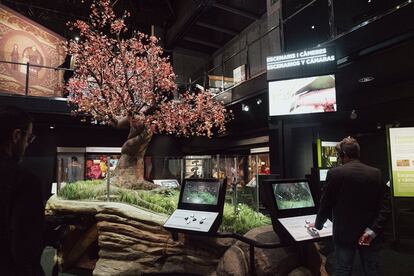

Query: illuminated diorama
[
  {"left": 0, "top": 0, "right": 328, "bottom": 274},
  {"left": 43, "top": 1, "right": 277, "bottom": 274}
]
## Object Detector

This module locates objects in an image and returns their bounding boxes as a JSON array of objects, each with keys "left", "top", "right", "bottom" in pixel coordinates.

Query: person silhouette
[
  {"left": 11, "top": 44, "right": 19, "bottom": 71},
  {"left": 0, "top": 105, "right": 45, "bottom": 275}
]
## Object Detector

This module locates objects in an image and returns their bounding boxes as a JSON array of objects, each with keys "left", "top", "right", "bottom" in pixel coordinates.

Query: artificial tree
[{"left": 66, "top": 0, "right": 229, "bottom": 189}]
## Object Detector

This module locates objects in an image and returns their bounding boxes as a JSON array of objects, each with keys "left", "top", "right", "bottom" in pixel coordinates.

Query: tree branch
[{"left": 117, "top": 33, "right": 136, "bottom": 106}]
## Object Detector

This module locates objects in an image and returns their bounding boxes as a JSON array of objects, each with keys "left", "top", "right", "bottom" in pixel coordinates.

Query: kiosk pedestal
[
  {"left": 263, "top": 178, "right": 333, "bottom": 243},
  {"left": 163, "top": 178, "right": 226, "bottom": 235}
]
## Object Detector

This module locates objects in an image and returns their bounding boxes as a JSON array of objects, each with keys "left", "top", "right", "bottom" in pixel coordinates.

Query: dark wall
[{"left": 269, "top": 120, "right": 347, "bottom": 178}]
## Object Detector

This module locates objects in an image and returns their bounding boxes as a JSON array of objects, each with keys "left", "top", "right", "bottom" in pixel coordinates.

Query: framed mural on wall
[{"left": 0, "top": 4, "right": 66, "bottom": 96}]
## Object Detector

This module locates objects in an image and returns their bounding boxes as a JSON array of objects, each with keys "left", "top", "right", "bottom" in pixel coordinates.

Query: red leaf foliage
[{"left": 66, "top": 0, "right": 230, "bottom": 137}]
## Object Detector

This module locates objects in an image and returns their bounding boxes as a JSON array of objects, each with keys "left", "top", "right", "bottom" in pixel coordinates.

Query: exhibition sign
[
  {"left": 389, "top": 127, "right": 414, "bottom": 197},
  {"left": 317, "top": 140, "right": 339, "bottom": 168},
  {"left": 266, "top": 46, "right": 336, "bottom": 81}
]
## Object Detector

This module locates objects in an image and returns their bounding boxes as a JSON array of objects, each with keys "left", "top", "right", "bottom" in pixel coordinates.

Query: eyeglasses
[{"left": 20, "top": 129, "right": 36, "bottom": 144}]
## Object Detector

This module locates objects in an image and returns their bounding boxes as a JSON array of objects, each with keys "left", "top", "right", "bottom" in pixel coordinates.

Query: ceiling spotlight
[
  {"left": 368, "top": 0, "right": 372, "bottom": 3},
  {"left": 242, "top": 104, "right": 249, "bottom": 112},
  {"left": 376, "top": 123, "right": 382, "bottom": 130},
  {"left": 256, "top": 98, "right": 262, "bottom": 105},
  {"left": 358, "top": 76, "right": 375, "bottom": 83},
  {"left": 350, "top": 109, "right": 358, "bottom": 120},
  {"left": 311, "top": 25, "right": 315, "bottom": 29},
  {"left": 49, "top": 125, "right": 55, "bottom": 129},
  {"left": 74, "top": 36, "right": 80, "bottom": 42}
]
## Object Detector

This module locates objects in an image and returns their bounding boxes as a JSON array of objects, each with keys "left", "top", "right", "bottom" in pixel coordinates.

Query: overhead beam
[
  {"left": 196, "top": 21, "right": 237, "bottom": 36},
  {"left": 183, "top": 36, "right": 221, "bottom": 48},
  {"left": 212, "top": 3, "right": 260, "bottom": 20},
  {"left": 165, "top": 0, "right": 212, "bottom": 50}
]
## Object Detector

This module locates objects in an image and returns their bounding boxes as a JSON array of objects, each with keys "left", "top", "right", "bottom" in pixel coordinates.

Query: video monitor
[
  {"left": 178, "top": 179, "right": 227, "bottom": 212},
  {"left": 268, "top": 74, "right": 336, "bottom": 116},
  {"left": 272, "top": 181, "right": 315, "bottom": 210},
  {"left": 182, "top": 180, "right": 219, "bottom": 205}
]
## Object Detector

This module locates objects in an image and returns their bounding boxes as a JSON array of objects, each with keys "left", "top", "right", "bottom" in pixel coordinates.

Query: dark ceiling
[{"left": 1, "top": 0, "right": 266, "bottom": 54}]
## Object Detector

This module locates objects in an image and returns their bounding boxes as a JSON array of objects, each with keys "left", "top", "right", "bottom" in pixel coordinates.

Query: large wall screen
[{"left": 268, "top": 74, "right": 336, "bottom": 116}]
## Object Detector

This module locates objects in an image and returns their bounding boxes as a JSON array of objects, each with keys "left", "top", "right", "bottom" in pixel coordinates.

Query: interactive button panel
[
  {"left": 278, "top": 214, "right": 333, "bottom": 242},
  {"left": 164, "top": 209, "right": 219, "bottom": 232}
]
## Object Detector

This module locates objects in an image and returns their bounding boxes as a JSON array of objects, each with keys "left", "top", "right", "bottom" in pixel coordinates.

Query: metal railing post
[{"left": 25, "top": 62, "right": 30, "bottom": 96}]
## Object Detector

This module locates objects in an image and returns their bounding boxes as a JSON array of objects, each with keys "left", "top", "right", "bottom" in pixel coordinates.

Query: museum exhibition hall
[{"left": 0, "top": 0, "right": 413, "bottom": 275}]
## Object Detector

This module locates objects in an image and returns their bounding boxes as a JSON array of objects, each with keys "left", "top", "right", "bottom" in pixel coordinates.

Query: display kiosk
[
  {"left": 263, "top": 178, "right": 332, "bottom": 243},
  {"left": 164, "top": 178, "right": 227, "bottom": 234}
]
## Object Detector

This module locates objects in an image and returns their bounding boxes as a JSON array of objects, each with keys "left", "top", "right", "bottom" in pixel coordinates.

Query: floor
[{"left": 322, "top": 238, "right": 414, "bottom": 276}]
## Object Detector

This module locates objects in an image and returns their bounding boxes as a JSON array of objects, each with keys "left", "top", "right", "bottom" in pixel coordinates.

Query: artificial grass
[{"left": 58, "top": 180, "right": 271, "bottom": 234}]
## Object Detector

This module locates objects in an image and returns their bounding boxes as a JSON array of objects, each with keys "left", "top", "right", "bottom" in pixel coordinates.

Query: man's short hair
[
  {"left": 0, "top": 105, "right": 33, "bottom": 143},
  {"left": 336, "top": 136, "right": 360, "bottom": 159}
]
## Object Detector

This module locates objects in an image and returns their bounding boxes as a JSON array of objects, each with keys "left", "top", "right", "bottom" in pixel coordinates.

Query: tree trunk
[{"left": 111, "top": 123, "right": 158, "bottom": 190}]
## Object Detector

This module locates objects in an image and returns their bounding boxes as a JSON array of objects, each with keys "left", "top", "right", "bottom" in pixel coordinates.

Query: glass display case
[
  {"left": 145, "top": 156, "right": 183, "bottom": 181},
  {"left": 85, "top": 153, "right": 120, "bottom": 180},
  {"left": 56, "top": 149, "right": 270, "bottom": 212},
  {"left": 56, "top": 147, "right": 86, "bottom": 184},
  {"left": 56, "top": 147, "right": 121, "bottom": 183},
  {"left": 184, "top": 155, "right": 213, "bottom": 179},
  {"left": 84, "top": 147, "right": 121, "bottom": 180}
]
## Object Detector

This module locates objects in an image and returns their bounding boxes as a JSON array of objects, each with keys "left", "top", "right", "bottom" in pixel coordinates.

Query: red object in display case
[{"left": 85, "top": 154, "right": 119, "bottom": 180}]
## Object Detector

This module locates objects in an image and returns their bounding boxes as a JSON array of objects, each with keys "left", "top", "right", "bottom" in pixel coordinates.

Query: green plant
[
  {"left": 57, "top": 180, "right": 270, "bottom": 234},
  {"left": 221, "top": 203, "right": 271, "bottom": 234},
  {"left": 58, "top": 180, "right": 105, "bottom": 200}
]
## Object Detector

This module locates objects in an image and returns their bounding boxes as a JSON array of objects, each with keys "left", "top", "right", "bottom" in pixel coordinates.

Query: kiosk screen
[
  {"left": 182, "top": 180, "right": 220, "bottom": 205},
  {"left": 273, "top": 181, "right": 315, "bottom": 210}
]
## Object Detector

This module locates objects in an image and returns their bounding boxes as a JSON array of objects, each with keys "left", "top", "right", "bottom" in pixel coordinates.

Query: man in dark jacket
[
  {"left": 0, "top": 106, "right": 45, "bottom": 276},
  {"left": 310, "top": 137, "right": 391, "bottom": 276}
]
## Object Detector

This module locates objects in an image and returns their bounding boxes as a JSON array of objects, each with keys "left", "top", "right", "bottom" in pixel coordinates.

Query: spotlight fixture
[
  {"left": 358, "top": 76, "right": 375, "bottom": 83},
  {"left": 242, "top": 104, "right": 249, "bottom": 112},
  {"left": 75, "top": 36, "right": 80, "bottom": 42},
  {"left": 376, "top": 123, "right": 382, "bottom": 130},
  {"left": 311, "top": 25, "right": 315, "bottom": 29},
  {"left": 256, "top": 98, "right": 262, "bottom": 105},
  {"left": 350, "top": 109, "right": 358, "bottom": 120},
  {"left": 49, "top": 125, "right": 55, "bottom": 129}
]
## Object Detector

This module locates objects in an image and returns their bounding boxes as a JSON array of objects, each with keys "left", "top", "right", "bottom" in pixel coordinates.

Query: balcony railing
[{"left": 0, "top": 59, "right": 73, "bottom": 98}]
